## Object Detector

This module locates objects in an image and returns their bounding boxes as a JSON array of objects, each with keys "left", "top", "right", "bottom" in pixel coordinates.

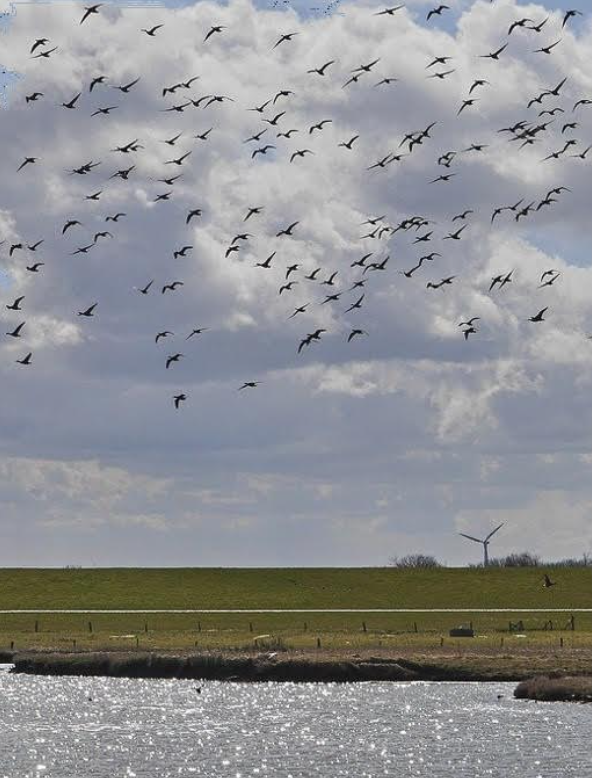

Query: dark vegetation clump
[
  {"left": 514, "top": 676, "right": 592, "bottom": 702},
  {"left": 389, "top": 554, "right": 441, "bottom": 569},
  {"left": 486, "top": 552, "right": 541, "bottom": 568}
]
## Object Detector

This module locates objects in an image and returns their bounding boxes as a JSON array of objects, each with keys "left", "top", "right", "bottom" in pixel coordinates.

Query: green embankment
[
  {"left": 0, "top": 568, "right": 590, "bottom": 653},
  {"left": 0, "top": 567, "right": 590, "bottom": 610}
]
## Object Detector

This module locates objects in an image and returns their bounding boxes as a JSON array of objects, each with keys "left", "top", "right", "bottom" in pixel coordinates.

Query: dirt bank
[{"left": 7, "top": 648, "right": 592, "bottom": 683}]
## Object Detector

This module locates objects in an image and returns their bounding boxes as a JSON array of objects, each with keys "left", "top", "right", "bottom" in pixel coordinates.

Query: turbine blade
[
  {"left": 485, "top": 523, "right": 504, "bottom": 541},
  {"left": 458, "top": 533, "right": 483, "bottom": 544}
]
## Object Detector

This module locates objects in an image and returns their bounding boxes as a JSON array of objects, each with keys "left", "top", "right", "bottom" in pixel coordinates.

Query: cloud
[{"left": 0, "top": 0, "right": 591, "bottom": 564}]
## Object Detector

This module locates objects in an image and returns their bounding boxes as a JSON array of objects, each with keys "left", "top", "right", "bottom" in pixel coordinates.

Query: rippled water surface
[{"left": 1, "top": 666, "right": 591, "bottom": 777}]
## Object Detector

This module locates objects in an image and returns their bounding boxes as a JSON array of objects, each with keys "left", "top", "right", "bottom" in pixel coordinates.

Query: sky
[{"left": 0, "top": 0, "right": 591, "bottom": 567}]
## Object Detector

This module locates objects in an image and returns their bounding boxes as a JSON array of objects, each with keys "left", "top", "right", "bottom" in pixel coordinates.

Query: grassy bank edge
[{"left": 4, "top": 649, "right": 592, "bottom": 686}]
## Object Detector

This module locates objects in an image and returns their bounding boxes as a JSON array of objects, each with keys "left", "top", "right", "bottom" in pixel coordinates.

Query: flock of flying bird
[{"left": 1, "top": 2, "right": 589, "bottom": 408}]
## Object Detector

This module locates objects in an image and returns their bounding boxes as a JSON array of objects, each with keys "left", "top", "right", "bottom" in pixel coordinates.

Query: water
[{"left": 0, "top": 666, "right": 590, "bottom": 777}]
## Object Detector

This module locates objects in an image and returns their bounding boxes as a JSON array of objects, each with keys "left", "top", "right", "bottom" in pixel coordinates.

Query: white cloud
[{"left": 0, "top": 0, "right": 591, "bottom": 564}]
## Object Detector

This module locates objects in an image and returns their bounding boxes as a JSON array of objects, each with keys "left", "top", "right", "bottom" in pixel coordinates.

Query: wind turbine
[{"left": 458, "top": 523, "right": 504, "bottom": 567}]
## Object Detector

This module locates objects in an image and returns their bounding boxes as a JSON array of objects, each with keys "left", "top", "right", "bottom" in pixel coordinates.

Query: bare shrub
[{"left": 389, "top": 554, "right": 441, "bottom": 569}]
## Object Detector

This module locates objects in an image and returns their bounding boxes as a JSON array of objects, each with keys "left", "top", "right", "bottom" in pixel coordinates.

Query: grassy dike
[
  {"left": 1, "top": 567, "right": 591, "bottom": 610},
  {"left": 1, "top": 568, "right": 591, "bottom": 686}
]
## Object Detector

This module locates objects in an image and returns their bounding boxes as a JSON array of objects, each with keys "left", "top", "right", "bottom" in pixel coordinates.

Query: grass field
[
  {"left": 1, "top": 567, "right": 591, "bottom": 610},
  {"left": 0, "top": 568, "right": 591, "bottom": 654}
]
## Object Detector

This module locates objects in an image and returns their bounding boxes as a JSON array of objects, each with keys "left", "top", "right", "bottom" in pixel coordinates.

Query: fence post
[
  {"left": 34, "top": 621, "right": 38, "bottom": 633},
  {"left": 249, "top": 622, "right": 253, "bottom": 633},
  {"left": 198, "top": 621, "right": 201, "bottom": 632},
  {"left": 317, "top": 637, "right": 321, "bottom": 648},
  {"left": 304, "top": 621, "right": 307, "bottom": 632},
  {"left": 88, "top": 621, "right": 93, "bottom": 633},
  {"left": 362, "top": 621, "right": 367, "bottom": 633},
  {"left": 413, "top": 621, "right": 418, "bottom": 634},
  {"left": 144, "top": 623, "right": 148, "bottom": 633}
]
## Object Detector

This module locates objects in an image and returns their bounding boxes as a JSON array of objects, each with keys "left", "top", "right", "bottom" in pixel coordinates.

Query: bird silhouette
[
  {"left": 142, "top": 24, "right": 164, "bottom": 36},
  {"left": 6, "top": 322, "right": 25, "bottom": 338},
  {"left": 347, "top": 328, "right": 368, "bottom": 343},
  {"left": 427, "top": 6, "right": 449, "bottom": 22},
  {"left": 173, "top": 393, "right": 187, "bottom": 408},
  {"left": 6, "top": 296, "right": 25, "bottom": 311},
  {"left": 529, "top": 307, "right": 548, "bottom": 323},
  {"left": 166, "top": 353, "right": 183, "bottom": 369},
  {"left": 78, "top": 304, "right": 97, "bottom": 317},
  {"left": 80, "top": 4, "right": 102, "bottom": 24}
]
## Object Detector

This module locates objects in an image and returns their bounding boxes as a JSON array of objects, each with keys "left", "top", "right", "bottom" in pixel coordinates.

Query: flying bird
[
  {"left": 309, "top": 119, "right": 332, "bottom": 134},
  {"left": 344, "top": 294, "right": 365, "bottom": 313},
  {"left": 273, "top": 32, "right": 299, "bottom": 49},
  {"left": 347, "top": 329, "right": 368, "bottom": 342},
  {"left": 528, "top": 307, "right": 548, "bottom": 323},
  {"left": 186, "top": 328, "right": 208, "bottom": 339},
  {"left": 534, "top": 39, "right": 561, "bottom": 55},
  {"left": 307, "top": 60, "right": 335, "bottom": 76},
  {"left": 338, "top": 135, "right": 359, "bottom": 150},
  {"left": 244, "top": 206, "right": 263, "bottom": 221},
  {"left": 6, "top": 322, "right": 25, "bottom": 338},
  {"left": 142, "top": 24, "right": 164, "bottom": 36},
  {"left": 252, "top": 144, "right": 276, "bottom": 159},
  {"left": 17, "top": 157, "right": 37, "bottom": 172},
  {"left": 508, "top": 18, "right": 532, "bottom": 35},
  {"left": 78, "top": 303, "right": 97, "bottom": 317},
  {"left": 162, "top": 281, "right": 184, "bottom": 294},
  {"left": 80, "top": 4, "right": 102, "bottom": 25},
  {"left": 427, "top": 5, "right": 449, "bottom": 22},
  {"left": 173, "top": 394, "right": 187, "bottom": 409},
  {"left": 30, "top": 38, "right": 49, "bottom": 54},
  {"left": 89, "top": 75, "right": 107, "bottom": 92},
  {"left": 374, "top": 5, "right": 404, "bottom": 15},
  {"left": 480, "top": 43, "right": 508, "bottom": 61},
  {"left": 166, "top": 353, "right": 184, "bottom": 369},
  {"left": 6, "top": 296, "right": 25, "bottom": 311},
  {"left": 113, "top": 77, "right": 141, "bottom": 94},
  {"left": 186, "top": 209, "right": 203, "bottom": 224},
  {"left": 31, "top": 46, "right": 57, "bottom": 59},
  {"left": 276, "top": 221, "right": 299, "bottom": 237},
  {"left": 136, "top": 280, "right": 154, "bottom": 295},
  {"left": 562, "top": 10, "right": 582, "bottom": 29},
  {"left": 290, "top": 149, "right": 314, "bottom": 163},
  {"left": 204, "top": 25, "right": 225, "bottom": 42},
  {"left": 155, "top": 331, "right": 173, "bottom": 344}
]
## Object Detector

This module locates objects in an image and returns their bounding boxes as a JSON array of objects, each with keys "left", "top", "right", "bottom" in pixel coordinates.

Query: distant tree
[
  {"left": 547, "top": 553, "right": 591, "bottom": 568},
  {"left": 488, "top": 552, "right": 541, "bottom": 568},
  {"left": 389, "top": 554, "right": 441, "bottom": 569}
]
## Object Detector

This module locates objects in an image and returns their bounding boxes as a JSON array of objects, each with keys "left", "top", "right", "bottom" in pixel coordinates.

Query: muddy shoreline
[
  {"left": 4, "top": 649, "right": 592, "bottom": 685},
  {"left": 514, "top": 676, "right": 592, "bottom": 702}
]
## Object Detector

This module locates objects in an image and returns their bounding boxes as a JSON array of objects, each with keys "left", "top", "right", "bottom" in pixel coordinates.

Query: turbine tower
[{"left": 459, "top": 523, "right": 504, "bottom": 567}]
